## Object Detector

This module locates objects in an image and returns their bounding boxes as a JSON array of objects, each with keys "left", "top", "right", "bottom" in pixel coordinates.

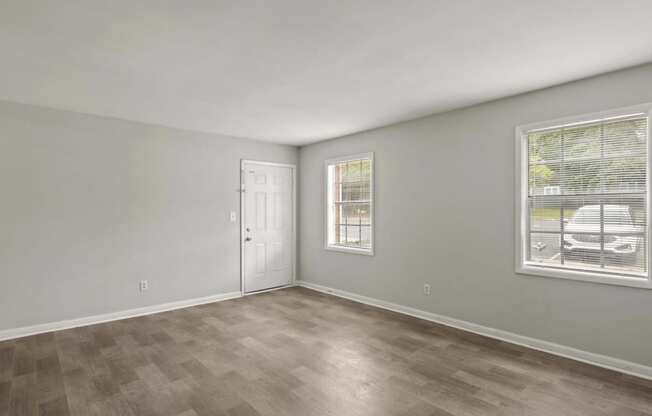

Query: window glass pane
[
  {"left": 563, "top": 233, "right": 602, "bottom": 268},
  {"left": 360, "top": 180, "right": 370, "bottom": 201},
  {"left": 529, "top": 198, "right": 561, "bottom": 232},
  {"left": 563, "top": 123, "right": 601, "bottom": 160},
  {"left": 528, "top": 130, "right": 561, "bottom": 163},
  {"left": 338, "top": 162, "right": 348, "bottom": 182},
  {"left": 332, "top": 181, "right": 342, "bottom": 203},
  {"left": 528, "top": 162, "right": 560, "bottom": 196},
  {"left": 360, "top": 203, "right": 371, "bottom": 225},
  {"left": 529, "top": 232, "right": 561, "bottom": 265},
  {"left": 609, "top": 235, "right": 646, "bottom": 273},
  {"left": 603, "top": 118, "right": 647, "bottom": 155},
  {"left": 601, "top": 156, "right": 646, "bottom": 194},
  {"left": 331, "top": 203, "right": 343, "bottom": 231},
  {"left": 361, "top": 225, "right": 372, "bottom": 248},
  {"left": 561, "top": 159, "right": 601, "bottom": 195},
  {"left": 361, "top": 159, "right": 371, "bottom": 177},
  {"left": 342, "top": 203, "right": 360, "bottom": 225},
  {"left": 337, "top": 225, "right": 347, "bottom": 245},
  {"left": 342, "top": 182, "right": 362, "bottom": 202},
  {"left": 343, "top": 225, "right": 361, "bottom": 246},
  {"left": 343, "top": 160, "right": 361, "bottom": 182},
  {"left": 334, "top": 164, "right": 344, "bottom": 188}
]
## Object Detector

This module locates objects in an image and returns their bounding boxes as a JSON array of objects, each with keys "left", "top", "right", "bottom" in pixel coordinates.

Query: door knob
[{"left": 245, "top": 237, "right": 252, "bottom": 242}]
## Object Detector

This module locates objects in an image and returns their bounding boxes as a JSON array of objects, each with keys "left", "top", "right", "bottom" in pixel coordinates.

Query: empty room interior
[{"left": 3, "top": 1, "right": 652, "bottom": 415}]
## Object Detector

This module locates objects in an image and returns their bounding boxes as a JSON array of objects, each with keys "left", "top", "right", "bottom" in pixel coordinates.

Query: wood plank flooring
[{"left": 0, "top": 286, "right": 651, "bottom": 416}]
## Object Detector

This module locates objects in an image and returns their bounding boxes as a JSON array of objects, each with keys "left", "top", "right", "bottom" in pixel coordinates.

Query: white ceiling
[{"left": 1, "top": 1, "right": 651, "bottom": 145}]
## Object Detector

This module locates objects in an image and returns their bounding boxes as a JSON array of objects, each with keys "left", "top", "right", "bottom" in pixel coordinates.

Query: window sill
[
  {"left": 516, "top": 263, "right": 652, "bottom": 289},
  {"left": 325, "top": 245, "right": 374, "bottom": 256}
]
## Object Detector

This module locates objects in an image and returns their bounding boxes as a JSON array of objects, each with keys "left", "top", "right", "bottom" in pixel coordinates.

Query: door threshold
[{"left": 243, "top": 284, "right": 295, "bottom": 296}]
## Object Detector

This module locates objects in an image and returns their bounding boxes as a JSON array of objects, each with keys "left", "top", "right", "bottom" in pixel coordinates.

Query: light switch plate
[{"left": 230, "top": 211, "right": 237, "bottom": 222}]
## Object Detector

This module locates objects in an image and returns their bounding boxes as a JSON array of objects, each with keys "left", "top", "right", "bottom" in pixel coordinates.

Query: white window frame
[
  {"left": 324, "top": 152, "right": 374, "bottom": 256},
  {"left": 515, "top": 104, "right": 652, "bottom": 289}
]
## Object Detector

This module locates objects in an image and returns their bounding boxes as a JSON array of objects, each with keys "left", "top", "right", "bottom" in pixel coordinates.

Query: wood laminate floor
[{"left": 0, "top": 286, "right": 651, "bottom": 416}]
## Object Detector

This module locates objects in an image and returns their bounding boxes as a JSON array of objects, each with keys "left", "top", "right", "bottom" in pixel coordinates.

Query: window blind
[{"left": 526, "top": 115, "right": 648, "bottom": 277}]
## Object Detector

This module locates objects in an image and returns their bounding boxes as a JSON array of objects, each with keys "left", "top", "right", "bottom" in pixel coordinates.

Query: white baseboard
[
  {"left": 297, "top": 280, "right": 652, "bottom": 381},
  {"left": 0, "top": 291, "right": 242, "bottom": 342}
]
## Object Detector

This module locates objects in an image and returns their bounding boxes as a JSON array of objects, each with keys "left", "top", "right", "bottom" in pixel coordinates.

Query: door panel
[
  {"left": 255, "top": 192, "right": 266, "bottom": 230},
  {"left": 243, "top": 163, "right": 293, "bottom": 293},
  {"left": 255, "top": 243, "right": 266, "bottom": 274}
]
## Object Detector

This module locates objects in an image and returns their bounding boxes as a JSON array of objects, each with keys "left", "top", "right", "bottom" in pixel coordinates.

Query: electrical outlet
[
  {"left": 139, "top": 280, "right": 149, "bottom": 292},
  {"left": 423, "top": 283, "right": 431, "bottom": 296}
]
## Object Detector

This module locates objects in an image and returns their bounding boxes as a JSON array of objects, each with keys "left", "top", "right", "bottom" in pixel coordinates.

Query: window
[
  {"left": 516, "top": 105, "right": 652, "bottom": 289},
  {"left": 325, "top": 153, "right": 374, "bottom": 255}
]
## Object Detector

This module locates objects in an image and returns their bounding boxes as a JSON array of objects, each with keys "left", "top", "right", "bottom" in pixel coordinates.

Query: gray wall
[
  {"left": 0, "top": 101, "right": 297, "bottom": 331},
  {"left": 299, "top": 63, "right": 652, "bottom": 367}
]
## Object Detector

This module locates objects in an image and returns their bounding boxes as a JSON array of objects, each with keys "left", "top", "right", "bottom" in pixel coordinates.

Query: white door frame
[{"left": 240, "top": 159, "right": 297, "bottom": 294}]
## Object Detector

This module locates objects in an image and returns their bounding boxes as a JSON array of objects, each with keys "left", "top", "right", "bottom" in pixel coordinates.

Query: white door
[{"left": 242, "top": 162, "right": 294, "bottom": 293}]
